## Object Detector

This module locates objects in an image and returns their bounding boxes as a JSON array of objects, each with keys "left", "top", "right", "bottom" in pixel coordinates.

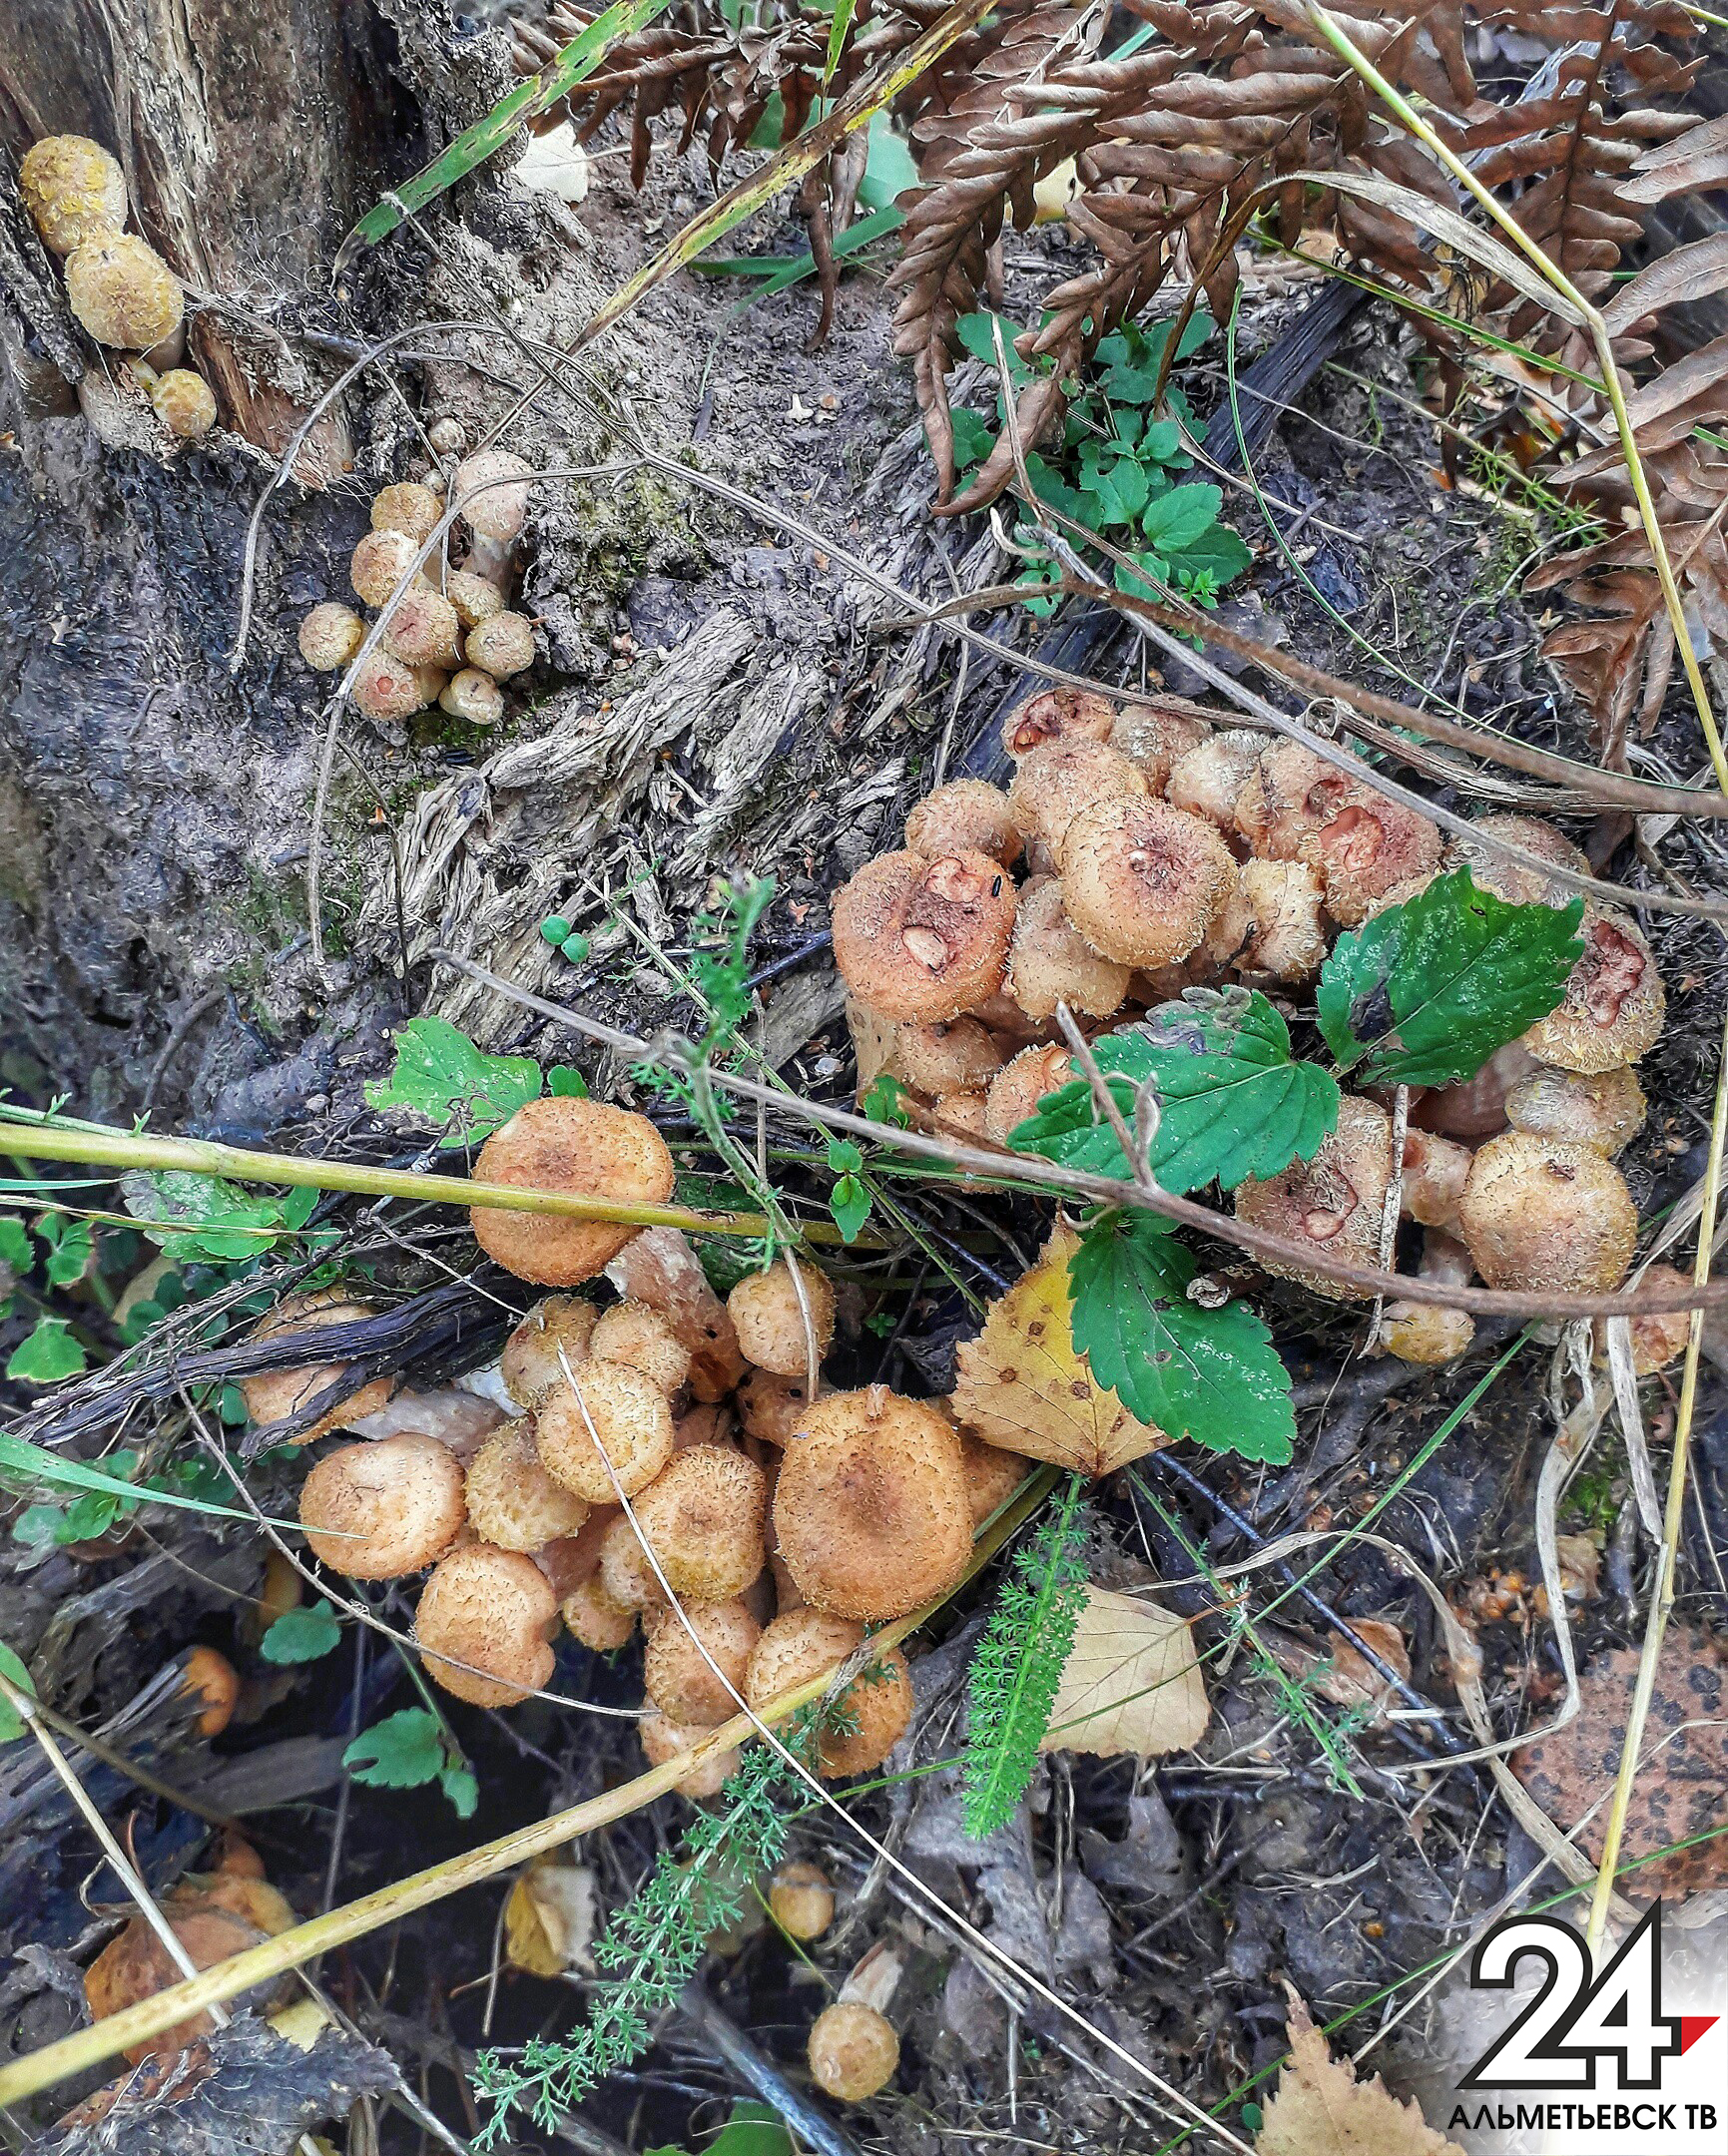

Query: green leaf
[
  {"left": 861, "top": 1072, "right": 912, "bottom": 1128},
  {"left": 439, "top": 1764, "right": 480, "bottom": 1820},
  {"left": 261, "top": 1599, "right": 342, "bottom": 1665},
  {"left": 1317, "top": 868, "right": 1584, "bottom": 1089},
  {"left": 1169, "top": 522, "right": 1252, "bottom": 586},
  {"left": 6, "top": 1318, "right": 87, "bottom": 1383},
  {"left": 546, "top": 1066, "right": 588, "bottom": 1099},
  {"left": 1010, "top": 991, "right": 1340, "bottom": 1195},
  {"left": 12, "top": 1503, "right": 67, "bottom": 1551},
  {"left": 0, "top": 1432, "right": 263, "bottom": 1527},
  {"left": 0, "top": 1218, "right": 34, "bottom": 1275},
  {"left": 829, "top": 1174, "right": 871, "bottom": 1246},
  {"left": 1068, "top": 1213, "right": 1294, "bottom": 1464},
  {"left": 364, "top": 1016, "right": 544, "bottom": 1145},
  {"left": 647, "top": 2102, "right": 796, "bottom": 2156},
  {"left": 950, "top": 405, "right": 995, "bottom": 470},
  {"left": 36, "top": 1215, "right": 94, "bottom": 1287},
  {"left": 343, "top": 1708, "right": 447, "bottom": 1791},
  {"left": 955, "top": 310, "right": 1032, "bottom": 385},
  {"left": 1142, "top": 483, "right": 1223, "bottom": 552},
  {"left": 122, "top": 1171, "right": 323, "bottom": 1262},
  {"left": 0, "top": 1640, "right": 36, "bottom": 1743}
]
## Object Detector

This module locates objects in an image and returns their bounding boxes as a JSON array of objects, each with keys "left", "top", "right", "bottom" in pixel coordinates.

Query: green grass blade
[
  {"left": 824, "top": 0, "right": 859, "bottom": 85},
  {"left": 334, "top": 0, "right": 677, "bottom": 270},
  {"left": 0, "top": 1431, "right": 277, "bottom": 1527}
]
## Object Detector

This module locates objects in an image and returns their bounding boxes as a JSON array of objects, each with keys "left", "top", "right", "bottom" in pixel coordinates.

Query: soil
[{"left": 3, "top": 33, "right": 1727, "bottom": 2156}]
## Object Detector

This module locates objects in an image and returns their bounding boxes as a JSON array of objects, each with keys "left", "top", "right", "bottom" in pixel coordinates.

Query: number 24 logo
[{"left": 1463, "top": 1905, "right": 1682, "bottom": 2091}]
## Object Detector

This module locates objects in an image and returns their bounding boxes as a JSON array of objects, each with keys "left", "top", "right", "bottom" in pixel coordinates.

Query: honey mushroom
[
  {"left": 238, "top": 1289, "right": 393, "bottom": 1443},
  {"left": 299, "top": 1431, "right": 467, "bottom": 1577},
  {"left": 1234, "top": 1096, "right": 1393, "bottom": 1302},
  {"left": 1456, "top": 1131, "right": 1637, "bottom": 1294},
  {"left": 464, "top": 1418, "right": 590, "bottom": 1551},
  {"left": 642, "top": 1596, "right": 762, "bottom": 1726},
  {"left": 727, "top": 1257, "right": 837, "bottom": 1378},
  {"left": 1006, "top": 738, "right": 1149, "bottom": 863},
  {"left": 768, "top": 1860, "right": 835, "bottom": 1940},
  {"left": 746, "top": 1608, "right": 913, "bottom": 1778},
  {"left": 1108, "top": 697, "right": 1212, "bottom": 787},
  {"left": 500, "top": 1295, "right": 598, "bottom": 1406},
  {"left": 904, "top": 779, "right": 1022, "bottom": 865},
  {"left": 832, "top": 848, "right": 1017, "bottom": 1022},
  {"left": 1000, "top": 685, "right": 1117, "bottom": 758},
  {"left": 469, "top": 1094, "right": 676, "bottom": 1286},
  {"left": 1056, "top": 797, "right": 1236, "bottom": 969},
  {"left": 535, "top": 1358, "right": 675, "bottom": 1503},
  {"left": 414, "top": 1542, "right": 558, "bottom": 1707},
  {"left": 983, "top": 1043, "right": 1073, "bottom": 1147},
  {"left": 808, "top": 1942, "right": 904, "bottom": 2103}
]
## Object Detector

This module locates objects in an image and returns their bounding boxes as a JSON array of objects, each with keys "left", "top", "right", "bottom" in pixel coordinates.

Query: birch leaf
[
  {"left": 1256, "top": 1990, "right": 1465, "bottom": 2155},
  {"left": 1039, "top": 1586, "right": 1208, "bottom": 1759}
]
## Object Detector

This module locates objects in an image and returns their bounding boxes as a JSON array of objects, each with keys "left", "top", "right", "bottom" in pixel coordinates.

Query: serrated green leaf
[
  {"left": 1010, "top": 992, "right": 1339, "bottom": 1195},
  {"left": 343, "top": 1708, "right": 447, "bottom": 1791},
  {"left": 829, "top": 1174, "right": 871, "bottom": 1245},
  {"left": 5, "top": 1318, "right": 87, "bottom": 1383},
  {"left": 0, "top": 1640, "right": 36, "bottom": 1742},
  {"left": 1317, "top": 868, "right": 1584, "bottom": 1088},
  {"left": 1169, "top": 522, "right": 1251, "bottom": 585},
  {"left": 1067, "top": 1213, "right": 1294, "bottom": 1464},
  {"left": 0, "top": 1218, "right": 34, "bottom": 1275},
  {"left": 37, "top": 1215, "right": 94, "bottom": 1287},
  {"left": 261, "top": 1599, "right": 342, "bottom": 1665},
  {"left": 1142, "top": 483, "right": 1223, "bottom": 552},
  {"left": 364, "top": 1015, "right": 544, "bottom": 1145}
]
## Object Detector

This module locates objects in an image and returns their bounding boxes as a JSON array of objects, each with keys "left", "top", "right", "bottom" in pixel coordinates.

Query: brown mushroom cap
[
  {"left": 1057, "top": 797, "right": 1236, "bottom": 969},
  {"left": 562, "top": 1570, "right": 637, "bottom": 1652},
  {"left": 895, "top": 1016, "right": 1005, "bottom": 1097},
  {"left": 535, "top": 1357, "right": 676, "bottom": 1503},
  {"left": 65, "top": 234, "right": 183, "bottom": 349},
  {"left": 1505, "top": 1063, "right": 1647, "bottom": 1159},
  {"left": 905, "top": 780, "right": 1022, "bottom": 866},
  {"left": 179, "top": 1647, "right": 241, "bottom": 1739},
  {"left": 350, "top": 528, "right": 428, "bottom": 609},
  {"left": 1167, "top": 730, "right": 1270, "bottom": 835},
  {"left": 296, "top": 602, "right": 368, "bottom": 674},
  {"left": 959, "top": 1432, "right": 1027, "bottom": 1527},
  {"left": 300, "top": 1431, "right": 467, "bottom": 1578},
  {"left": 1006, "top": 738, "right": 1150, "bottom": 858},
  {"left": 465, "top": 611, "right": 536, "bottom": 680},
  {"left": 746, "top": 1608, "right": 913, "bottom": 1777},
  {"left": 809, "top": 2001, "right": 900, "bottom": 2102},
  {"left": 371, "top": 482, "right": 443, "bottom": 544},
  {"left": 629, "top": 1444, "right": 768, "bottom": 1601},
  {"left": 351, "top": 647, "right": 439, "bottom": 722},
  {"left": 381, "top": 587, "right": 463, "bottom": 670},
  {"left": 1235, "top": 1096, "right": 1393, "bottom": 1303},
  {"left": 1300, "top": 790, "right": 1442, "bottom": 927},
  {"left": 439, "top": 667, "right": 506, "bottom": 727},
  {"left": 769, "top": 1861, "right": 835, "bottom": 1939},
  {"left": 239, "top": 1291, "right": 393, "bottom": 1443},
  {"left": 1001, "top": 686, "right": 1116, "bottom": 759},
  {"left": 643, "top": 1596, "right": 763, "bottom": 1726},
  {"left": 470, "top": 1095, "right": 676, "bottom": 1287},
  {"left": 446, "top": 570, "right": 506, "bottom": 629},
  {"left": 588, "top": 1299, "right": 692, "bottom": 1396},
  {"left": 1233, "top": 739, "right": 1356, "bottom": 860},
  {"left": 501, "top": 1295, "right": 599, "bottom": 1405},
  {"left": 1592, "top": 1263, "right": 1692, "bottom": 1375},
  {"left": 728, "top": 1259, "right": 838, "bottom": 1377},
  {"left": 1237, "top": 858, "right": 1327, "bottom": 983},
  {"left": 1445, "top": 813, "right": 1589, "bottom": 908},
  {"left": 984, "top": 1043, "right": 1073, "bottom": 1147},
  {"left": 1411, "top": 1041, "right": 1538, "bottom": 1140},
  {"left": 20, "top": 136, "right": 127, "bottom": 255},
  {"left": 465, "top": 1418, "right": 590, "bottom": 1551},
  {"left": 774, "top": 1386, "right": 970, "bottom": 1621},
  {"left": 1110, "top": 699, "right": 1213, "bottom": 789},
  {"left": 1005, "top": 876, "right": 1133, "bottom": 1021},
  {"left": 150, "top": 368, "right": 217, "bottom": 440},
  {"left": 1522, "top": 907, "right": 1664, "bottom": 1075},
  {"left": 638, "top": 1706, "right": 740, "bottom": 1798},
  {"left": 1400, "top": 1129, "right": 1472, "bottom": 1233},
  {"left": 453, "top": 449, "right": 534, "bottom": 545},
  {"left": 86, "top": 1906, "right": 272, "bottom": 2064},
  {"left": 832, "top": 848, "right": 1017, "bottom": 1023},
  {"left": 1457, "top": 1131, "right": 1637, "bottom": 1293},
  {"left": 597, "top": 1508, "right": 669, "bottom": 1612},
  {"left": 414, "top": 1542, "right": 557, "bottom": 1707},
  {"left": 1381, "top": 1301, "right": 1476, "bottom": 1365},
  {"left": 737, "top": 1367, "right": 830, "bottom": 1448}
]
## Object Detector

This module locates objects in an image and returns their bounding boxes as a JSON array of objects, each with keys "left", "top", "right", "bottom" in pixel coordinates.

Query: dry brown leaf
[
  {"left": 1256, "top": 1990, "right": 1466, "bottom": 2155},
  {"left": 504, "top": 1859, "right": 597, "bottom": 1977},
  {"left": 951, "top": 1225, "right": 1169, "bottom": 1476},
  {"left": 1267, "top": 1618, "right": 1411, "bottom": 1711},
  {"left": 1039, "top": 1586, "right": 1208, "bottom": 1760}
]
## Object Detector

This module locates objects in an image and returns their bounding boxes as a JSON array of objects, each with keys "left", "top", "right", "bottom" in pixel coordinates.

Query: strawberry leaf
[{"left": 365, "top": 1016, "right": 544, "bottom": 1146}]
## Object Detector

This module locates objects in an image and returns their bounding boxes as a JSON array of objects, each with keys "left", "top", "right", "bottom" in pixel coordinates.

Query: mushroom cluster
[
  {"left": 19, "top": 135, "right": 216, "bottom": 440},
  {"left": 835, "top": 689, "right": 1674, "bottom": 1367},
  {"left": 287, "top": 1094, "right": 1022, "bottom": 1796},
  {"left": 294, "top": 447, "right": 539, "bottom": 728}
]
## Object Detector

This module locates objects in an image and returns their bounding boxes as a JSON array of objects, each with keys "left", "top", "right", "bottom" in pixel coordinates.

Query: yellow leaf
[
  {"left": 267, "top": 1998, "right": 331, "bottom": 2052},
  {"left": 1257, "top": 1990, "right": 1465, "bottom": 2154},
  {"left": 504, "top": 1859, "right": 597, "bottom": 1978},
  {"left": 951, "top": 1225, "right": 1168, "bottom": 1476},
  {"left": 1039, "top": 1586, "right": 1208, "bottom": 1759},
  {"left": 1033, "top": 156, "right": 1077, "bottom": 224}
]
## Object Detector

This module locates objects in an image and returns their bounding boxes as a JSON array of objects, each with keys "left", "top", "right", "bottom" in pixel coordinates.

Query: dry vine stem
[{"left": 0, "top": 1473, "right": 1058, "bottom": 2110}]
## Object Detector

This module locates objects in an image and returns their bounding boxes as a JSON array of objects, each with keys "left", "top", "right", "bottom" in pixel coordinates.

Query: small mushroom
[
  {"left": 643, "top": 1596, "right": 762, "bottom": 1726},
  {"left": 809, "top": 1947, "right": 903, "bottom": 2101},
  {"left": 446, "top": 569, "right": 507, "bottom": 627},
  {"left": 1300, "top": 790, "right": 1441, "bottom": 927},
  {"left": 382, "top": 587, "right": 464, "bottom": 670},
  {"left": 1505, "top": 1063, "right": 1646, "bottom": 1158},
  {"left": 597, "top": 1508, "right": 669, "bottom": 1612},
  {"left": 628, "top": 1444, "right": 768, "bottom": 1601},
  {"left": 959, "top": 1431, "right": 1027, "bottom": 1526},
  {"left": 465, "top": 611, "right": 537, "bottom": 680},
  {"left": 1057, "top": 797, "right": 1236, "bottom": 969},
  {"left": 1445, "top": 813, "right": 1589, "bottom": 908},
  {"left": 728, "top": 1259, "right": 837, "bottom": 1377},
  {"left": 1236, "top": 858, "right": 1328, "bottom": 983},
  {"left": 832, "top": 848, "right": 1017, "bottom": 1023},
  {"left": 1457, "top": 1131, "right": 1636, "bottom": 1293},
  {"left": 562, "top": 1570, "right": 637, "bottom": 1652},
  {"left": 590, "top": 1300, "right": 692, "bottom": 1396},
  {"left": 904, "top": 780, "right": 1022, "bottom": 866},
  {"left": 769, "top": 1860, "right": 835, "bottom": 1939},
  {"left": 414, "top": 1542, "right": 557, "bottom": 1707},
  {"left": 1592, "top": 1263, "right": 1692, "bottom": 1375},
  {"left": 148, "top": 367, "right": 216, "bottom": 439},
  {"left": 746, "top": 1608, "right": 912, "bottom": 1776},
  {"left": 1006, "top": 738, "right": 1150, "bottom": 858},
  {"left": 774, "top": 1386, "right": 970, "bottom": 1620},
  {"left": 1235, "top": 1095, "right": 1393, "bottom": 1303},
  {"left": 1000, "top": 686, "right": 1116, "bottom": 759},
  {"left": 501, "top": 1295, "right": 599, "bottom": 1405},
  {"left": 638, "top": 1706, "right": 740, "bottom": 1798},
  {"left": 1380, "top": 1230, "right": 1476, "bottom": 1365},
  {"left": 983, "top": 1043, "right": 1073, "bottom": 1147},
  {"left": 1523, "top": 907, "right": 1664, "bottom": 1074},
  {"left": 239, "top": 1290, "right": 393, "bottom": 1442},
  {"left": 178, "top": 1647, "right": 241, "bottom": 1739},
  {"left": 453, "top": 449, "right": 534, "bottom": 554},
  {"left": 894, "top": 1017, "right": 1004, "bottom": 1097},
  {"left": 464, "top": 1418, "right": 590, "bottom": 1551},
  {"left": 350, "top": 647, "right": 442, "bottom": 721},
  {"left": 349, "top": 528, "right": 429, "bottom": 609},
  {"left": 1233, "top": 739, "right": 1356, "bottom": 860},
  {"left": 1166, "top": 729, "right": 1270, "bottom": 838},
  {"left": 1110, "top": 698, "right": 1212, "bottom": 789},
  {"left": 606, "top": 1225, "right": 748, "bottom": 1402},
  {"left": 469, "top": 1095, "right": 676, "bottom": 1286},
  {"left": 297, "top": 602, "right": 367, "bottom": 674},
  {"left": 20, "top": 136, "right": 127, "bottom": 256},
  {"left": 300, "top": 1431, "right": 467, "bottom": 1578},
  {"left": 65, "top": 233, "right": 183, "bottom": 349},
  {"left": 439, "top": 667, "right": 505, "bottom": 727},
  {"left": 370, "top": 482, "right": 443, "bottom": 544},
  {"left": 1412, "top": 1040, "right": 1538, "bottom": 1141},
  {"left": 1005, "top": 875, "right": 1133, "bottom": 1021},
  {"left": 1400, "top": 1128, "right": 1472, "bottom": 1233},
  {"left": 535, "top": 1357, "right": 676, "bottom": 1502},
  {"left": 737, "top": 1367, "right": 829, "bottom": 1448}
]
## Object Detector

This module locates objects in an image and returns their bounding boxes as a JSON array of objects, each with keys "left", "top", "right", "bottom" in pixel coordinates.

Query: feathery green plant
[{"left": 962, "top": 1475, "right": 1089, "bottom": 1838}]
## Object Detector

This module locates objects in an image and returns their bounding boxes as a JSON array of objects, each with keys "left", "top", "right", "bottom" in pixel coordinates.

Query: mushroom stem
[{"left": 838, "top": 1940, "right": 903, "bottom": 2016}]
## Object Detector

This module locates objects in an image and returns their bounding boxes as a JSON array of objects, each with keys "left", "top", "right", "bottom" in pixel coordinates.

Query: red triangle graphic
[{"left": 1680, "top": 2016, "right": 1719, "bottom": 2055}]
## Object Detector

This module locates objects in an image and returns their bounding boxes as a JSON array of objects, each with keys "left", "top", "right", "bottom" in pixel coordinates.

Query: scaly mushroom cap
[
  {"left": 1523, "top": 907, "right": 1664, "bottom": 1074},
  {"left": 1235, "top": 1096, "right": 1393, "bottom": 1304},
  {"left": 905, "top": 781, "right": 1022, "bottom": 866},
  {"left": 1233, "top": 740, "right": 1356, "bottom": 860},
  {"left": 1006, "top": 876, "right": 1133, "bottom": 1021},
  {"left": 643, "top": 1596, "right": 763, "bottom": 1726},
  {"left": 1167, "top": 730, "right": 1270, "bottom": 836},
  {"left": 728, "top": 1259, "right": 837, "bottom": 1377},
  {"left": 1505, "top": 1063, "right": 1647, "bottom": 1159},
  {"left": 1300, "top": 791, "right": 1442, "bottom": 927},
  {"left": 1592, "top": 1263, "right": 1692, "bottom": 1376},
  {"left": 149, "top": 367, "right": 217, "bottom": 439},
  {"left": 465, "top": 611, "right": 536, "bottom": 680},
  {"left": 66, "top": 233, "right": 184, "bottom": 349},
  {"left": 1001, "top": 686, "right": 1116, "bottom": 759},
  {"left": 832, "top": 848, "right": 1017, "bottom": 1023},
  {"left": 1381, "top": 1301, "right": 1475, "bottom": 1365},
  {"left": 439, "top": 667, "right": 505, "bottom": 727},
  {"left": 590, "top": 1300, "right": 693, "bottom": 1395},
  {"left": 239, "top": 1291, "right": 393, "bottom": 1442},
  {"left": 1400, "top": 1129, "right": 1472, "bottom": 1233},
  {"left": 381, "top": 587, "right": 464, "bottom": 670},
  {"left": 446, "top": 570, "right": 506, "bottom": 628},
  {"left": 638, "top": 1706, "right": 740, "bottom": 1798},
  {"left": 895, "top": 1016, "right": 1005, "bottom": 1096},
  {"left": 470, "top": 1095, "right": 675, "bottom": 1286},
  {"left": 746, "top": 1608, "right": 913, "bottom": 1777},
  {"left": 1006, "top": 738, "right": 1149, "bottom": 857},
  {"left": 464, "top": 1418, "right": 590, "bottom": 1551},
  {"left": 984, "top": 1043, "right": 1073, "bottom": 1147},
  {"left": 20, "top": 135, "right": 127, "bottom": 255},
  {"left": 453, "top": 449, "right": 534, "bottom": 544},
  {"left": 535, "top": 1357, "right": 675, "bottom": 1502},
  {"left": 809, "top": 2002, "right": 900, "bottom": 2102},
  {"left": 774, "top": 1386, "right": 970, "bottom": 1621},
  {"left": 414, "top": 1542, "right": 557, "bottom": 1707},
  {"left": 769, "top": 1861, "right": 835, "bottom": 1939},
  {"left": 501, "top": 1295, "right": 599, "bottom": 1405},
  {"left": 1110, "top": 699, "right": 1212, "bottom": 789},
  {"left": 351, "top": 647, "right": 441, "bottom": 721},
  {"left": 370, "top": 482, "right": 443, "bottom": 544},
  {"left": 1458, "top": 1132, "right": 1636, "bottom": 1293},
  {"left": 630, "top": 1444, "right": 768, "bottom": 1600},
  {"left": 1057, "top": 797, "right": 1236, "bottom": 968},
  {"left": 1237, "top": 858, "right": 1327, "bottom": 983},
  {"left": 297, "top": 602, "right": 367, "bottom": 674},
  {"left": 597, "top": 1509, "right": 667, "bottom": 1612},
  {"left": 737, "top": 1367, "right": 829, "bottom": 1448},
  {"left": 1445, "top": 813, "right": 1589, "bottom": 908},
  {"left": 350, "top": 528, "right": 429, "bottom": 609},
  {"left": 300, "top": 1431, "right": 466, "bottom": 1578},
  {"left": 959, "top": 1432, "right": 1027, "bottom": 1527},
  {"left": 562, "top": 1571, "right": 637, "bottom": 1652}
]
